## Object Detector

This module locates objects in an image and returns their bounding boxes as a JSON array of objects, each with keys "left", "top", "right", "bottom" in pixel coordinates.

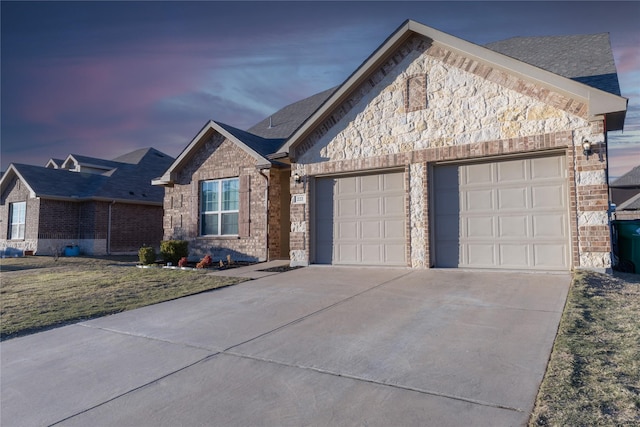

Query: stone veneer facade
[
  {"left": 289, "top": 35, "right": 611, "bottom": 270},
  {"left": 162, "top": 134, "right": 287, "bottom": 262}
]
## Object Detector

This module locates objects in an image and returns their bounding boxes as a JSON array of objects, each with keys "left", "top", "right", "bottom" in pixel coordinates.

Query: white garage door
[
  {"left": 315, "top": 172, "right": 406, "bottom": 265},
  {"left": 434, "top": 156, "right": 570, "bottom": 270}
]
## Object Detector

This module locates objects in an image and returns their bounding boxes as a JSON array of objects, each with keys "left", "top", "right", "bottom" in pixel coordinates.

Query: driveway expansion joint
[
  {"left": 47, "top": 353, "right": 221, "bottom": 427},
  {"left": 77, "top": 323, "right": 217, "bottom": 353},
  {"left": 222, "top": 270, "right": 416, "bottom": 354},
  {"left": 224, "top": 350, "right": 524, "bottom": 414}
]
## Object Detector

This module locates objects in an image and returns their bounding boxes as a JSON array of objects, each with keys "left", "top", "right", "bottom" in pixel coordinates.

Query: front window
[
  {"left": 201, "top": 178, "right": 239, "bottom": 235},
  {"left": 9, "top": 201, "right": 26, "bottom": 240}
]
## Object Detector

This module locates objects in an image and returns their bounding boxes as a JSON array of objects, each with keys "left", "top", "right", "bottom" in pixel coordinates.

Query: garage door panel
[
  {"left": 360, "top": 221, "right": 382, "bottom": 239},
  {"left": 435, "top": 155, "right": 570, "bottom": 271},
  {"left": 385, "top": 244, "right": 406, "bottom": 264},
  {"left": 466, "top": 163, "right": 493, "bottom": 184},
  {"left": 384, "top": 195, "right": 405, "bottom": 215},
  {"left": 337, "top": 221, "right": 358, "bottom": 239},
  {"left": 337, "top": 177, "right": 357, "bottom": 194},
  {"left": 498, "top": 216, "right": 528, "bottom": 238},
  {"left": 360, "top": 175, "right": 381, "bottom": 192},
  {"left": 497, "top": 159, "right": 527, "bottom": 181},
  {"left": 497, "top": 188, "right": 528, "bottom": 210},
  {"left": 316, "top": 172, "right": 406, "bottom": 266},
  {"left": 533, "top": 244, "right": 567, "bottom": 267},
  {"left": 531, "top": 156, "right": 564, "bottom": 179},
  {"left": 337, "top": 199, "right": 357, "bottom": 217},
  {"left": 499, "top": 244, "right": 529, "bottom": 267},
  {"left": 532, "top": 214, "right": 565, "bottom": 237},
  {"left": 466, "top": 189, "right": 494, "bottom": 211},
  {"left": 532, "top": 185, "right": 566, "bottom": 209},
  {"left": 466, "top": 217, "right": 494, "bottom": 237},
  {"left": 384, "top": 172, "right": 404, "bottom": 190},
  {"left": 360, "top": 197, "right": 381, "bottom": 216},
  {"left": 467, "top": 244, "right": 495, "bottom": 265},
  {"left": 384, "top": 219, "right": 405, "bottom": 239}
]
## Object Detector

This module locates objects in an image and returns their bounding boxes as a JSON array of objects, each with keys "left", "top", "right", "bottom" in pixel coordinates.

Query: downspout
[
  {"left": 258, "top": 168, "right": 270, "bottom": 262},
  {"left": 108, "top": 200, "right": 115, "bottom": 255},
  {"left": 604, "top": 115, "right": 615, "bottom": 271}
]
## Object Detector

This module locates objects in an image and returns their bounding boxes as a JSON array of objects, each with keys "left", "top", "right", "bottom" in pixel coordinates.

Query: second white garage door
[
  {"left": 315, "top": 172, "right": 406, "bottom": 265},
  {"left": 433, "top": 155, "right": 571, "bottom": 270}
]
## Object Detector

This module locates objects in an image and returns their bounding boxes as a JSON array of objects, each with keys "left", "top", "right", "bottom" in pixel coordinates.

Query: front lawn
[
  {"left": 0, "top": 256, "right": 246, "bottom": 340},
  {"left": 530, "top": 270, "right": 640, "bottom": 426}
]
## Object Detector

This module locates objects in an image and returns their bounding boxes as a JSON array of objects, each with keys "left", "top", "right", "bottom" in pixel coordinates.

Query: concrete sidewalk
[{"left": 1, "top": 267, "right": 570, "bottom": 426}]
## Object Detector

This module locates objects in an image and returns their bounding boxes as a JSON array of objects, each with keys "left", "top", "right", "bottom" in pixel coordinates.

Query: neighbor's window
[
  {"left": 201, "top": 178, "right": 239, "bottom": 236},
  {"left": 9, "top": 201, "right": 26, "bottom": 240}
]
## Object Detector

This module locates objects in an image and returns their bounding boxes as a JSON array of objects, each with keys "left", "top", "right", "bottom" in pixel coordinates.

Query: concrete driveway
[{"left": 1, "top": 267, "right": 569, "bottom": 426}]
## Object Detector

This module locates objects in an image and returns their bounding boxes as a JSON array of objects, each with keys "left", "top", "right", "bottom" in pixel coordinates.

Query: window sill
[{"left": 198, "top": 235, "right": 241, "bottom": 240}]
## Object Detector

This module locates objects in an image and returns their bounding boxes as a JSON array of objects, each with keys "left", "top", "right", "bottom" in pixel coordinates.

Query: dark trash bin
[{"left": 612, "top": 220, "right": 640, "bottom": 273}]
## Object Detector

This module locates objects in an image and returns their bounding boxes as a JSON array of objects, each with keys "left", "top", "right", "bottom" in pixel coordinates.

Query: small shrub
[
  {"left": 138, "top": 246, "right": 156, "bottom": 265},
  {"left": 160, "top": 240, "right": 189, "bottom": 265},
  {"left": 178, "top": 257, "right": 188, "bottom": 268}
]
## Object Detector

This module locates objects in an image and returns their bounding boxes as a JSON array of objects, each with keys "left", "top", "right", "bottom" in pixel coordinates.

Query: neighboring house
[
  {"left": 610, "top": 165, "right": 640, "bottom": 220},
  {"left": 155, "top": 20, "right": 627, "bottom": 271},
  {"left": 1, "top": 148, "right": 174, "bottom": 256}
]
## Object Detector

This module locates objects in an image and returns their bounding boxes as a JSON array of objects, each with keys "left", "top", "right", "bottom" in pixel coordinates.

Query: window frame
[
  {"left": 200, "top": 178, "right": 239, "bottom": 236},
  {"left": 9, "top": 201, "right": 26, "bottom": 240}
]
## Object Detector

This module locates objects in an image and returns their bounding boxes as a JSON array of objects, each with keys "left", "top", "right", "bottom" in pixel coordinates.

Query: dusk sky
[{"left": 2, "top": 1, "right": 639, "bottom": 179}]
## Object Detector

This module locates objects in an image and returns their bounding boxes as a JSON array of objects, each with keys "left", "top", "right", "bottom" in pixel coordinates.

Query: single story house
[
  {"left": 610, "top": 165, "right": 640, "bottom": 220},
  {"left": 1, "top": 147, "right": 174, "bottom": 256},
  {"left": 154, "top": 20, "right": 627, "bottom": 271}
]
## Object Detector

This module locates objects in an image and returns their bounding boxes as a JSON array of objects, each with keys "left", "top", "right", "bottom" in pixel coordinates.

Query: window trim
[
  {"left": 200, "top": 178, "right": 239, "bottom": 236},
  {"left": 9, "top": 201, "right": 26, "bottom": 240}
]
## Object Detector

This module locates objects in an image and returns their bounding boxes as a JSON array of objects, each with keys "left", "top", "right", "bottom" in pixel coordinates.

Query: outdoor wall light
[
  {"left": 293, "top": 172, "right": 301, "bottom": 184},
  {"left": 582, "top": 139, "right": 593, "bottom": 159}
]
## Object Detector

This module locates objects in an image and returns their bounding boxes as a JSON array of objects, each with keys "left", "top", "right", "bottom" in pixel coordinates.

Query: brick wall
[
  {"left": 0, "top": 175, "right": 39, "bottom": 253},
  {"left": 110, "top": 203, "right": 164, "bottom": 253},
  {"left": 163, "top": 134, "right": 275, "bottom": 262}
]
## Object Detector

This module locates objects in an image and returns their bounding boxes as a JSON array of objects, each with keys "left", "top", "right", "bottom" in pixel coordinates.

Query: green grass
[
  {"left": 530, "top": 270, "right": 640, "bottom": 426},
  {"left": 0, "top": 256, "right": 247, "bottom": 340}
]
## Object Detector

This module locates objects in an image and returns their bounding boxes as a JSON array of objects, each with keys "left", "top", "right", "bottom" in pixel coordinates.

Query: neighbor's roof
[
  {"left": 617, "top": 193, "right": 640, "bottom": 211},
  {"left": 1, "top": 148, "right": 174, "bottom": 204},
  {"left": 485, "top": 33, "right": 621, "bottom": 96},
  {"left": 611, "top": 165, "right": 640, "bottom": 188}
]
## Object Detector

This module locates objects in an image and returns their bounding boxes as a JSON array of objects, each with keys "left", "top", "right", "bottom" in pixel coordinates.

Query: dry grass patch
[
  {"left": 1, "top": 256, "right": 246, "bottom": 340},
  {"left": 530, "top": 270, "right": 640, "bottom": 426}
]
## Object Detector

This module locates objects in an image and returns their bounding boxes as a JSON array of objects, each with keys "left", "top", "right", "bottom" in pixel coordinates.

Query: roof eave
[{"left": 157, "top": 121, "right": 271, "bottom": 185}]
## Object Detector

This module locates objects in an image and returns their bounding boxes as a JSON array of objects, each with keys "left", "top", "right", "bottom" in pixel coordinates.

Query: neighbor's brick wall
[
  {"left": 163, "top": 134, "right": 270, "bottom": 262},
  {"left": 110, "top": 203, "right": 164, "bottom": 253},
  {"left": 0, "top": 175, "right": 39, "bottom": 253}
]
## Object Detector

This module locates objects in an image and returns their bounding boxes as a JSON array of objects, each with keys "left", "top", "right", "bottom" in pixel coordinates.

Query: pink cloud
[{"left": 13, "top": 48, "right": 215, "bottom": 142}]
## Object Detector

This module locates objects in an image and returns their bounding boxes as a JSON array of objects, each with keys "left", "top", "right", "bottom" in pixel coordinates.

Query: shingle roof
[
  {"left": 485, "top": 33, "right": 621, "bottom": 95},
  {"left": 64, "top": 154, "right": 121, "bottom": 170},
  {"left": 617, "top": 193, "right": 640, "bottom": 211},
  {"left": 248, "top": 87, "right": 338, "bottom": 140},
  {"left": 611, "top": 165, "right": 640, "bottom": 188},
  {"left": 215, "top": 121, "right": 285, "bottom": 158},
  {"left": 5, "top": 148, "right": 174, "bottom": 204}
]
